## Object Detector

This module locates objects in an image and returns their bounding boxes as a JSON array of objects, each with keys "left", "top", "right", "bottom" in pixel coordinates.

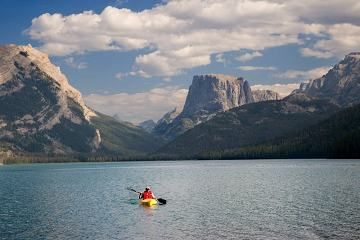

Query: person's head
[{"left": 145, "top": 187, "right": 150, "bottom": 191}]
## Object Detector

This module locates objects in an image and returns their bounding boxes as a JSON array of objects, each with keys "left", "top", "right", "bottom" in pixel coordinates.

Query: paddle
[
  {"left": 127, "top": 187, "right": 141, "bottom": 194},
  {"left": 157, "top": 198, "right": 167, "bottom": 205},
  {"left": 126, "top": 187, "right": 167, "bottom": 205}
]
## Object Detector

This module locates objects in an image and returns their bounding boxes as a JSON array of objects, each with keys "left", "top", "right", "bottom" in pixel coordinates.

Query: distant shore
[
  {"left": 1, "top": 154, "right": 185, "bottom": 165},
  {"left": 2, "top": 154, "right": 359, "bottom": 165}
]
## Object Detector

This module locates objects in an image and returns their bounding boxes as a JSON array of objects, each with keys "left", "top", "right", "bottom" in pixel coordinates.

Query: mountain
[
  {"left": 181, "top": 74, "right": 254, "bottom": 115},
  {"left": 0, "top": 44, "right": 162, "bottom": 155},
  {"left": 152, "top": 74, "right": 256, "bottom": 140},
  {"left": 198, "top": 103, "right": 360, "bottom": 159},
  {"left": 252, "top": 89, "right": 280, "bottom": 102},
  {"left": 156, "top": 94, "right": 339, "bottom": 157},
  {"left": 155, "top": 107, "right": 182, "bottom": 128},
  {"left": 91, "top": 113, "right": 162, "bottom": 155},
  {"left": 298, "top": 52, "right": 360, "bottom": 106},
  {"left": 152, "top": 107, "right": 181, "bottom": 137},
  {"left": 157, "top": 53, "right": 360, "bottom": 157},
  {"left": 112, "top": 114, "right": 122, "bottom": 122},
  {"left": 138, "top": 120, "right": 156, "bottom": 133},
  {"left": 152, "top": 75, "right": 281, "bottom": 140}
]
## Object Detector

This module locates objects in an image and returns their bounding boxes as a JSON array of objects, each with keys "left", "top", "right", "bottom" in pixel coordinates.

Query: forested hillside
[{"left": 197, "top": 104, "right": 360, "bottom": 159}]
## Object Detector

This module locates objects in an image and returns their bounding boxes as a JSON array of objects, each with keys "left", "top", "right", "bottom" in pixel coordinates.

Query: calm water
[{"left": 0, "top": 160, "right": 359, "bottom": 240}]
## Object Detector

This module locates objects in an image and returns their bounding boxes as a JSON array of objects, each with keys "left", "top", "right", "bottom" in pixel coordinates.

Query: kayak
[{"left": 139, "top": 198, "right": 158, "bottom": 207}]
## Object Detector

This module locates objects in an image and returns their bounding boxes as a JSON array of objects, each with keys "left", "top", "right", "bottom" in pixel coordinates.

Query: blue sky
[{"left": 0, "top": 0, "right": 359, "bottom": 123}]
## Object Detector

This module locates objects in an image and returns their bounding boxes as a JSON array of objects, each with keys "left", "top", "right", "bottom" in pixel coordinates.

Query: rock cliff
[
  {"left": 298, "top": 52, "right": 360, "bottom": 106},
  {"left": 153, "top": 74, "right": 257, "bottom": 140},
  {"left": 252, "top": 90, "right": 280, "bottom": 102},
  {"left": 181, "top": 74, "right": 254, "bottom": 117},
  {"left": 138, "top": 120, "right": 156, "bottom": 133},
  {"left": 0, "top": 44, "right": 161, "bottom": 155},
  {"left": 157, "top": 52, "right": 360, "bottom": 156}
]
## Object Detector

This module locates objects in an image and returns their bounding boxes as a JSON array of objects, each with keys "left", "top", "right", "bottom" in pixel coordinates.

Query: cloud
[
  {"left": 238, "top": 66, "right": 276, "bottom": 71},
  {"left": 300, "top": 48, "right": 333, "bottom": 59},
  {"left": 252, "top": 83, "right": 300, "bottom": 97},
  {"left": 215, "top": 53, "right": 226, "bottom": 65},
  {"left": 84, "top": 86, "right": 188, "bottom": 123},
  {"left": 64, "top": 57, "right": 87, "bottom": 69},
  {"left": 281, "top": 0, "right": 360, "bottom": 25},
  {"left": 276, "top": 66, "right": 331, "bottom": 80},
  {"left": 115, "top": 72, "right": 127, "bottom": 80},
  {"left": 26, "top": 0, "right": 360, "bottom": 77},
  {"left": 236, "top": 51, "right": 263, "bottom": 62},
  {"left": 301, "top": 24, "right": 360, "bottom": 59},
  {"left": 26, "top": 1, "right": 301, "bottom": 77}
]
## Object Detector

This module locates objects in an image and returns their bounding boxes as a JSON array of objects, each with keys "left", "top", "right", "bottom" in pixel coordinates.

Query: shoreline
[{"left": 2, "top": 157, "right": 359, "bottom": 165}]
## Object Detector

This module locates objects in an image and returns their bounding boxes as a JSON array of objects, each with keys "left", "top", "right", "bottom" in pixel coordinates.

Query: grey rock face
[
  {"left": 252, "top": 90, "right": 280, "bottom": 102},
  {"left": 152, "top": 107, "right": 182, "bottom": 138},
  {"left": 153, "top": 107, "right": 181, "bottom": 130},
  {"left": 138, "top": 120, "right": 156, "bottom": 133},
  {"left": 157, "top": 107, "right": 181, "bottom": 125},
  {"left": 0, "top": 44, "right": 160, "bottom": 155},
  {"left": 181, "top": 74, "right": 254, "bottom": 117},
  {"left": 298, "top": 52, "right": 360, "bottom": 106},
  {"left": 0, "top": 44, "right": 100, "bottom": 153},
  {"left": 153, "top": 74, "right": 255, "bottom": 140},
  {"left": 157, "top": 53, "right": 360, "bottom": 156}
]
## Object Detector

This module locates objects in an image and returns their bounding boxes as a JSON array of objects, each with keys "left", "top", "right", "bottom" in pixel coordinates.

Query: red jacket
[{"left": 142, "top": 190, "right": 154, "bottom": 199}]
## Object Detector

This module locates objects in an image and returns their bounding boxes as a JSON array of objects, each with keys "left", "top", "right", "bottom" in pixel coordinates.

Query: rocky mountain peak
[
  {"left": 0, "top": 44, "right": 100, "bottom": 153},
  {"left": 0, "top": 44, "right": 161, "bottom": 155},
  {"left": 181, "top": 74, "right": 253, "bottom": 117},
  {"left": 297, "top": 52, "right": 360, "bottom": 106},
  {"left": 252, "top": 89, "right": 280, "bottom": 102},
  {"left": 138, "top": 120, "right": 156, "bottom": 133},
  {"left": 0, "top": 44, "right": 95, "bottom": 120},
  {"left": 156, "top": 107, "right": 182, "bottom": 125},
  {"left": 153, "top": 74, "right": 259, "bottom": 140},
  {"left": 153, "top": 74, "right": 282, "bottom": 140},
  {"left": 206, "top": 74, "right": 244, "bottom": 82},
  {"left": 346, "top": 52, "right": 360, "bottom": 59}
]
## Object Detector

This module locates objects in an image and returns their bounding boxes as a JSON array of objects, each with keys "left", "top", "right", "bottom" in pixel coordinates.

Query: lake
[{"left": 0, "top": 160, "right": 359, "bottom": 240}]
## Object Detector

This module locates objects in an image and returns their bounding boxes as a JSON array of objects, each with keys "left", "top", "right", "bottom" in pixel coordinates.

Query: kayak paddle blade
[
  {"left": 157, "top": 198, "right": 167, "bottom": 204},
  {"left": 126, "top": 187, "right": 139, "bottom": 193}
]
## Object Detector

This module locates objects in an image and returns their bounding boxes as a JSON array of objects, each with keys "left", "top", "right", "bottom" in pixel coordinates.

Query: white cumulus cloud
[
  {"left": 276, "top": 66, "right": 331, "bottom": 80},
  {"left": 215, "top": 53, "right": 226, "bottom": 65},
  {"left": 64, "top": 57, "right": 87, "bottom": 69},
  {"left": 26, "top": 0, "right": 360, "bottom": 77},
  {"left": 238, "top": 66, "right": 276, "bottom": 71},
  {"left": 84, "top": 86, "right": 188, "bottom": 124},
  {"left": 25, "top": 1, "right": 301, "bottom": 77},
  {"left": 300, "top": 48, "right": 334, "bottom": 59},
  {"left": 236, "top": 51, "right": 263, "bottom": 62},
  {"left": 301, "top": 24, "right": 360, "bottom": 59}
]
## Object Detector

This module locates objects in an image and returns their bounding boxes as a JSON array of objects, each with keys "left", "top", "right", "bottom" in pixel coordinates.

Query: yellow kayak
[{"left": 139, "top": 198, "right": 158, "bottom": 207}]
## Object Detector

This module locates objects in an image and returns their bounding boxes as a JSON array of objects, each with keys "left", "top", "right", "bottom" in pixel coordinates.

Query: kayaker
[{"left": 139, "top": 187, "right": 156, "bottom": 200}]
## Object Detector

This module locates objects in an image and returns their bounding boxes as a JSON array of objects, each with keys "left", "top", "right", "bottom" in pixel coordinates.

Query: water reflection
[{"left": 0, "top": 160, "right": 359, "bottom": 240}]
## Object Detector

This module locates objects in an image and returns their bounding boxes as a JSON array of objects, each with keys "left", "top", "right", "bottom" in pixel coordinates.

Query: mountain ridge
[
  {"left": 0, "top": 44, "right": 162, "bottom": 155},
  {"left": 156, "top": 53, "right": 360, "bottom": 157},
  {"left": 156, "top": 96, "right": 339, "bottom": 157},
  {"left": 197, "top": 103, "right": 360, "bottom": 159},
  {"left": 297, "top": 52, "right": 360, "bottom": 106},
  {"left": 152, "top": 74, "right": 279, "bottom": 140}
]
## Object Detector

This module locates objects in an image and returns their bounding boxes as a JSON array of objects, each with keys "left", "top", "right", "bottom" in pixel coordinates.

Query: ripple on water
[{"left": 0, "top": 160, "right": 359, "bottom": 240}]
